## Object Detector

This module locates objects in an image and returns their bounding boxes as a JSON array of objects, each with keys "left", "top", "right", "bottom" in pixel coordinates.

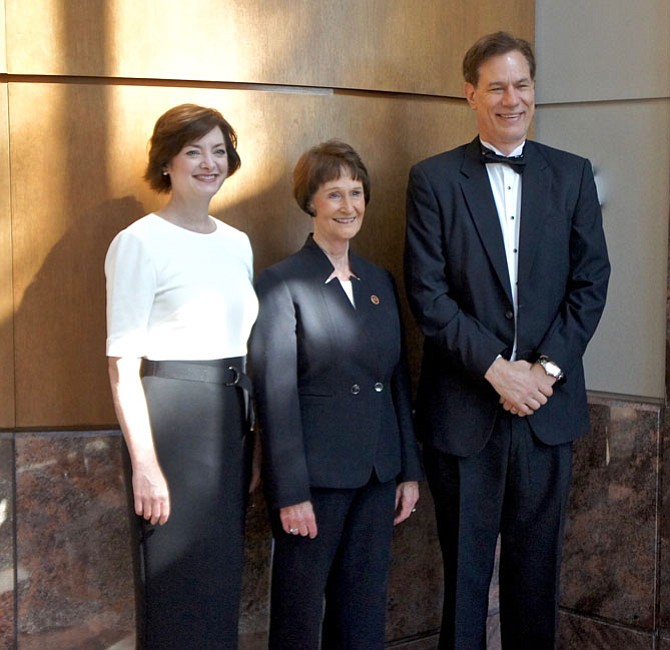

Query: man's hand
[{"left": 485, "top": 357, "right": 555, "bottom": 416}]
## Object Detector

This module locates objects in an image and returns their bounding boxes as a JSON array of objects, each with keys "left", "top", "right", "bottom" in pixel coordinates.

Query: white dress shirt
[{"left": 481, "top": 139, "right": 525, "bottom": 359}]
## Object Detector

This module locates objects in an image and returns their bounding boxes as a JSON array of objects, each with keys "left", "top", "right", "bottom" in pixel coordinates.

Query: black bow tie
[{"left": 481, "top": 147, "right": 525, "bottom": 173}]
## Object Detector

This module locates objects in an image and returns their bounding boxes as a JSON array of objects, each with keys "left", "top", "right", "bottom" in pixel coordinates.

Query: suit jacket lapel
[
  {"left": 518, "top": 142, "right": 550, "bottom": 288},
  {"left": 460, "top": 138, "right": 514, "bottom": 304},
  {"left": 302, "top": 237, "right": 370, "bottom": 365},
  {"left": 302, "top": 237, "right": 385, "bottom": 371}
]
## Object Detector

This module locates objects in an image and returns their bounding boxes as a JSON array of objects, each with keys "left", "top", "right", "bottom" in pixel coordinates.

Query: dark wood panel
[
  {"left": 0, "top": 0, "right": 6, "bottom": 73},
  {"left": 0, "top": 84, "right": 12, "bottom": 427},
  {"left": 10, "top": 82, "right": 473, "bottom": 427},
  {"left": 6, "top": 0, "right": 535, "bottom": 426},
  {"left": 6, "top": 0, "right": 534, "bottom": 97}
]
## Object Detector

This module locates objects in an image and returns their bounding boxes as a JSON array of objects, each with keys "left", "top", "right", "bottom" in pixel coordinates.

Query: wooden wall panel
[
  {"left": 6, "top": 0, "right": 534, "bottom": 96},
  {"left": 10, "top": 83, "right": 117, "bottom": 427},
  {"left": 0, "top": 0, "right": 6, "bottom": 73},
  {"left": 6, "top": 0, "right": 533, "bottom": 427},
  {"left": 0, "top": 85, "right": 12, "bottom": 427},
  {"left": 10, "top": 82, "right": 472, "bottom": 427}
]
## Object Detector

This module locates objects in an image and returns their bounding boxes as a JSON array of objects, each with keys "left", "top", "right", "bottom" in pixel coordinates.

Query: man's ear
[{"left": 464, "top": 82, "right": 477, "bottom": 109}]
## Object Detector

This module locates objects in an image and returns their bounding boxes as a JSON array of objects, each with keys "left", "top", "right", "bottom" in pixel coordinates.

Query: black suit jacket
[
  {"left": 405, "top": 137, "right": 610, "bottom": 457},
  {"left": 251, "top": 235, "right": 423, "bottom": 510}
]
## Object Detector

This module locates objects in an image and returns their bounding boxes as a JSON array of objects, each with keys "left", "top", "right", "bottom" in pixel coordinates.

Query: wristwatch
[{"left": 537, "top": 355, "right": 565, "bottom": 381}]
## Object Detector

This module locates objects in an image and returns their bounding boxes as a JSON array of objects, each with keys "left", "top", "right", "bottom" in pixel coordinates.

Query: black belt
[
  {"left": 142, "top": 359, "right": 252, "bottom": 393},
  {"left": 142, "top": 359, "right": 254, "bottom": 433}
]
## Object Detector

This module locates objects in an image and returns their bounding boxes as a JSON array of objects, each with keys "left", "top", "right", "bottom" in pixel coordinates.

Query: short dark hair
[
  {"left": 144, "top": 103, "right": 241, "bottom": 193},
  {"left": 462, "top": 31, "right": 536, "bottom": 86},
  {"left": 293, "top": 140, "right": 371, "bottom": 216}
]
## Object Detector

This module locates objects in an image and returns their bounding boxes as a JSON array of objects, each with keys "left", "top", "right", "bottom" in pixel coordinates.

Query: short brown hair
[
  {"left": 144, "top": 103, "right": 241, "bottom": 193},
  {"left": 462, "top": 32, "right": 535, "bottom": 86},
  {"left": 293, "top": 140, "right": 371, "bottom": 216}
]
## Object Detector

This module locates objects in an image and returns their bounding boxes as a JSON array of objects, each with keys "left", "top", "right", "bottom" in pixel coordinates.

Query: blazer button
[
  {"left": 350, "top": 384, "right": 361, "bottom": 395},
  {"left": 505, "top": 310, "right": 514, "bottom": 320},
  {"left": 374, "top": 382, "right": 384, "bottom": 392}
]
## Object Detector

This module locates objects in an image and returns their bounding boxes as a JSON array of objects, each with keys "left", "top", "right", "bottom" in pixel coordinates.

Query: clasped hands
[{"left": 485, "top": 357, "right": 556, "bottom": 417}]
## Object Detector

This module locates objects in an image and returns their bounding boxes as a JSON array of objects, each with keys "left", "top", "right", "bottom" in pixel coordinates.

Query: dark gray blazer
[
  {"left": 405, "top": 137, "right": 610, "bottom": 457},
  {"left": 251, "top": 235, "right": 423, "bottom": 510}
]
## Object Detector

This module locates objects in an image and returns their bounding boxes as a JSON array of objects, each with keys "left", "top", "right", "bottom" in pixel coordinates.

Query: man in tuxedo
[{"left": 404, "top": 32, "right": 610, "bottom": 649}]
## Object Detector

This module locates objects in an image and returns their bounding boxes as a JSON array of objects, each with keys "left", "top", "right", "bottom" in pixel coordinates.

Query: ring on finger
[{"left": 289, "top": 527, "right": 299, "bottom": 534}]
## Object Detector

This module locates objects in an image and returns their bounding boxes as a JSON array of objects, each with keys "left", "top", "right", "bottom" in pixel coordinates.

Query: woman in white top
[{"left": 105, "top": 104, "right": 258, "bottom": 650}]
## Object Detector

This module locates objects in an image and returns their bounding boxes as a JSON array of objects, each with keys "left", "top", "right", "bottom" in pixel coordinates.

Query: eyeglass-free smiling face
[
  {"left": 310, "top": 173, "right": 366, "bottom": 248},
  {"left": 465, "top": 49, "right": 535, "bottom": 155},
  {"left": 164, "top": 126, "right": 229, "bottom": 200}
]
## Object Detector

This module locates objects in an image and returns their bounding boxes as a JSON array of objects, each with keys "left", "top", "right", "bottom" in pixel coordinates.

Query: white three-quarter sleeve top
[{"left": 105, "top": 213, "right": 258, "bottom": 360}]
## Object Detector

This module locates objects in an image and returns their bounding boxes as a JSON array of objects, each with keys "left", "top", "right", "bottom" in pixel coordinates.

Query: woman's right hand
[
  {"left": 132, "top": 460, "right": 171, "bottom": 526},
  {"left": 108, "top": 356, "right": 171, "bottom": 526},
  {"left": 280, "top": 501, "right": 318, "bottom": 539}
]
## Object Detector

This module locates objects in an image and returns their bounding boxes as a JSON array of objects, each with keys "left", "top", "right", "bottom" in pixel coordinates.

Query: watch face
[{"left": 541, "top": 358, "right": 562, "bottom": 379}]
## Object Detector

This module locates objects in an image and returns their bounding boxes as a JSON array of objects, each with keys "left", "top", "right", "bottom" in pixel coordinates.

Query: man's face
[{"left": 464, "top": 50, "right": 535, "bottom": 155}]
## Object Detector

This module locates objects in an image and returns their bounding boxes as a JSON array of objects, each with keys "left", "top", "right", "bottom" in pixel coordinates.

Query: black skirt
[{"left": 126, "top": 358, "right": 251, "bottom": 650}]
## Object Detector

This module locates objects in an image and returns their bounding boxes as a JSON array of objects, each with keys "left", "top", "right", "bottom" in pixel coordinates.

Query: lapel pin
[{"left": 370, "top": 295, "right": 380, "bottom": 305}]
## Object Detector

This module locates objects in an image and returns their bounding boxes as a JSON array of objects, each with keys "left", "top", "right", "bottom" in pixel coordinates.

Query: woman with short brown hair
[
  {"left": 105, "top": 103, "right": 257, "bottom": 649},
  {"left": 251, "top": 140, "right": 422, "bottom": 649}
]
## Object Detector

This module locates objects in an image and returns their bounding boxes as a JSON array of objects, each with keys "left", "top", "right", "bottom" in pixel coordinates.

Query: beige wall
[
  {"left": 0, "top": 0, "right": 534, "bottom": 429},
  {"left": 535, "top": 0, "right": 670, "bottom": 400}
]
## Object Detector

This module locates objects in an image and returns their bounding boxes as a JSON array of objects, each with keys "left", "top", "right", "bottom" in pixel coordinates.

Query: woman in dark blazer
[{"left": 251, "top": 140, "right": 422, "bottom": 650}]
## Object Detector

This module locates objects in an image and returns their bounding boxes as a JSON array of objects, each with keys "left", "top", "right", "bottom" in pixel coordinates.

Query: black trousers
[
  {"left": 424, "top": 412, "right": 573, "bottom": 650},
  {"left": 125, "top": 358, "right": 251, "bottom": 650},
  {"left": 268, "top": 476, "right": 396, "bottom": 650}
]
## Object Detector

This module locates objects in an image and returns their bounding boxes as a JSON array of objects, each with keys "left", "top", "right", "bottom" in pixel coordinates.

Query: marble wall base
[
  {"left": 562, "top": 400, "right": 660, "bottom": 629},
  {"left": 558, "top": 395, "right": 664, "bottom": 648},
  {"left": 0, "top": 435, "right": 15, "bottom": 649},
  {"left": 387, "top": 635, "right": 440, "bottom": 649},
  {"left": 0, "top": 393, "right": 666, "bottom": 648},
  {"left": 1, "top": 429, "right": 444, "bottom": 648},
  {"left": 559, "top": 611, "right": 654, "bottom": 649},
  {"left": 14, "top": 433, "right": 134, "bottom": 650}
]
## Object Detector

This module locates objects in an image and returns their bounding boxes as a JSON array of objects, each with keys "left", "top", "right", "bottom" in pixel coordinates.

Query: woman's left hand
[{"left": 394, "top": 481, "right": 420, "bottom": 525}]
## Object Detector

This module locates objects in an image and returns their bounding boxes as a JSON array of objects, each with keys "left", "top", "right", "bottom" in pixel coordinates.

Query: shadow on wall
[
  {"left": 13, "top": 196, "right": 145, "bottom": 427},
  {"left": 6, "top": 2, "right": 465, "bottom": 647},
  {"left": 13, "top": 152, "right": 298, "bottom": 426}
]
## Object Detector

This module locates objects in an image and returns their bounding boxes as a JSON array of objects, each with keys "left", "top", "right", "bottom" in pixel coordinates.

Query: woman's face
[
  {"left": 164, "top": 126, "right": 229, "bottom": 200},
  {"left": 310, "top": 172, "right": 365, "bottom": 247}
]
